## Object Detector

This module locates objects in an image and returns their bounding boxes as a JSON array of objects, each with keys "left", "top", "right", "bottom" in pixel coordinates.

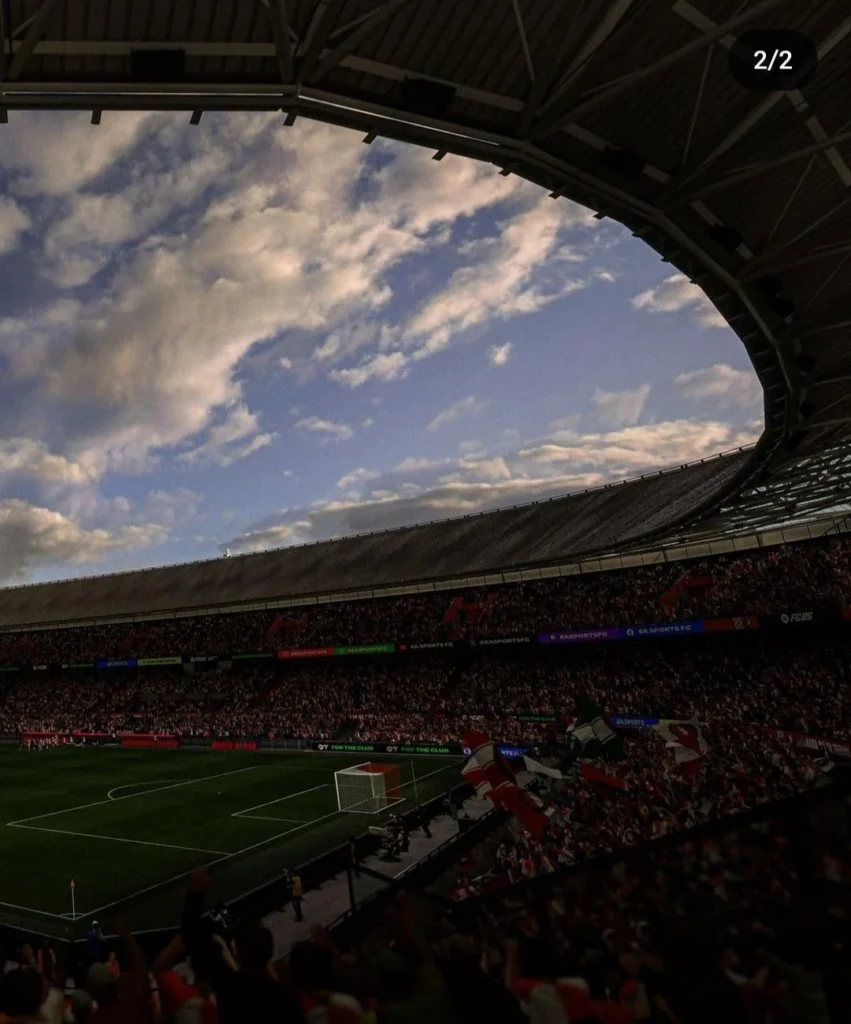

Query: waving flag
[
  {"left": 568, "top": 697, "right": 625, "bottom": 761},
  {"left": 462, "top": 730, "right": 552, "bottom": 837},
  {"left": 653, "top": 714, "right": 709, "bottom": 776}
]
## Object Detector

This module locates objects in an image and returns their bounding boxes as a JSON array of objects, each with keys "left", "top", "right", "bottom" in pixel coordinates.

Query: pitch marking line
[
  {"left": 6, "top": 765, "right": 262, "bottom": 826},
  {"left": 25, "top": 760, "right": 463, "bottom": 920},
  {"left": 107, "top": 780, "right": 191, "bottom": 800},
  {"left": 75, "top": 763, "right": 461, "bottom": 918},
  {"left": 7, "top": 823, "right": 227, "bottom": 856},
  {"left": 232, "top": 783, "right": 330, "bottom": 819}
]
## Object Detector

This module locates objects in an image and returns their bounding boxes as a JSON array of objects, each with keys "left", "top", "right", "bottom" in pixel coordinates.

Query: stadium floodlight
[{"left": 334, "top": 762, "right": 403, "bottom": 814}]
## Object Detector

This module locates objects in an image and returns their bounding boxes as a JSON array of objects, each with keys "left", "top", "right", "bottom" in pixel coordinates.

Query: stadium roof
[
  {"left": 0, "top": 442, "right": 849, "bottom": 629},
  {"left": 2, "top": 0, "right": 851, "bottom": 623}
]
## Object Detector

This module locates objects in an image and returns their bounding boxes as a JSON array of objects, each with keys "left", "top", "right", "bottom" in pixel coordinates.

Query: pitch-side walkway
[{"left": 263, "top": 792, "right": 493, "bottom": 958}]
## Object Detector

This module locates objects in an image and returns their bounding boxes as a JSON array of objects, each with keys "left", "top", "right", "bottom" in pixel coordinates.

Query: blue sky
[{"left": 0, "top": 111, "right": 762, "bottom": 585}]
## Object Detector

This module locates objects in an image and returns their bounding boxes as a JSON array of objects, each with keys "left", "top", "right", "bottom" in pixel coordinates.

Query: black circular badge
[{"left": 729, "top": 30, "right": 817, "bottom": 91}]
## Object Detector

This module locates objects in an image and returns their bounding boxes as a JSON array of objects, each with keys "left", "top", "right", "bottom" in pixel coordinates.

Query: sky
[{"left": 0, "top": 111, "right": 763, "bottom": 586}]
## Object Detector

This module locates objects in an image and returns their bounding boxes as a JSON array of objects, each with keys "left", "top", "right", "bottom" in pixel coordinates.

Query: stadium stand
[
  {"left": 0, "top": 535, "right": 848, "bottom": 662},
  {"left": 0, "top": 455, "right": 751, "bottom": 628}
]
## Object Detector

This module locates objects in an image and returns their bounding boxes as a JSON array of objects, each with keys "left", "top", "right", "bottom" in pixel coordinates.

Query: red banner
[
  {"left": 277, "top": 647, "right": 334, "bottom": 660},
  {"left": 212, "top": 740, "right": 257, "bottom": 751},
  {"left": 702, "top": 615, "right": 759, "bottom": 633},
  {"left": 121, "top": 737, "right": 178, "bottom": 749},
  {"left": 843, "top": 605, "right": 851, "bottom": 621}
]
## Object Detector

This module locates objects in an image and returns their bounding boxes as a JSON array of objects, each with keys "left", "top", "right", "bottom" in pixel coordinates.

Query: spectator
[
  {"left": 289, "top": 939, "right": 364, "bottom": 1022},
  {"left": 181, "top": 869, "right": 305, "bottom": 1023}
]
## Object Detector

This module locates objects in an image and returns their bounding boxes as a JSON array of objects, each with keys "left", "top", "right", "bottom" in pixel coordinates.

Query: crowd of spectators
[
  {"left": 435, "top": 789, "right": 850, "bottom": 1024},
  {"left": 0, "top": 537, "right": 849, "bottom": 664},
  {"left": 1, "top": 790, "right": 847, "bottom": 1023},
  {"left": 0, "top": 632, "right": 847, "bottom": 747},
  {"left": 0, "top": 540, "right": 848, "bottom": 1020}
]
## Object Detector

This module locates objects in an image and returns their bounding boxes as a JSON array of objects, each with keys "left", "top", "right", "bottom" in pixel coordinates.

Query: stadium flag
[
  {"left": 510, "top": 753, "right": 563, "bottom": 779},
  {"left": 488, "top": 784, "right": 551, "bottom": 838},
  {"left": 463, "top": 730, "right": 516, "bottom": 787},
  {"left": 653, "top": 714, "right": 709, "bottom": 776},
  {"left": 580, "top": 763, "right": 628, "bottom": 790},
  {"left": 568, "top": 697, "right": 625, "bottom": 761},
  {"left": 462, "top": 730, "right": 552, "bottom": 836}
]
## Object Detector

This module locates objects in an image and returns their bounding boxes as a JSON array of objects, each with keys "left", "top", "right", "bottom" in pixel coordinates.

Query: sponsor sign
[
  {"left": 277, "top": 647, "right": 334, "bottom": 660},
  {"left": 516, "top": 714, "right": 558, "bottom": 723},
  {"left": 538, "top": 628, "right": 620, "bottom": 644},
  {"left": 334, "top": 644, "right": 395, "bottom": 656},
  {"left": 312, "top": 741, "right": 458, "bottom": 755},
  {"left": 703, "top": 616, "right": 759, "bottom": 633},
  {"left": 609, "top": 716, "right": 660, "bottom": 728},
  {"left": 398, "top": 641, "right": 455, "bottom": 651},
  {"left": 95, "top": 659, "right": 137, "bottom": 669},
  {"left": 473, "top": 635, "right": 534, "bottom": 647},
  {"left": 779, "top": 611, "right": 813, "bottom": 624},
  {"left": 185, "top": 655, "right": 220, "bottom": 664},
  {"left": 138, "top": 656, "right": 182, "bottom": 666},
  {"left": 232, "top": 652, "right": 274, "bottom": 660},
  {"left": 497, "top": 745, "right": 531, "bottom": 758},
  {"left": 623, "top": 620, "right": 704, "bottom": 638},
  {"left": 212, "top": 740, "right": 257, "bottom": 751}
]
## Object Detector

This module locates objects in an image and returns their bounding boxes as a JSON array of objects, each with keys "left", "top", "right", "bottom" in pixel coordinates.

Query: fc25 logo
[{"left": 780, "top": 611, "right": 813, "bottom": 624}]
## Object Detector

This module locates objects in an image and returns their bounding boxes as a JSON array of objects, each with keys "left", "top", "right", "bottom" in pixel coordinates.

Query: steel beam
[
  {"left": 307, "top": 0, "right": 420, "bottom": 84},
  {"left": 666, "top": 130, "right": 851, "bottom": 209},
  {"left": 529, "top": 0, "right": 786, "bottom": 139},
  {"left": 7, "top": 0, "right": 61, "bottom": 80},
  {"left": 266, "top": 0, "right": 294, "bottom": 84}
]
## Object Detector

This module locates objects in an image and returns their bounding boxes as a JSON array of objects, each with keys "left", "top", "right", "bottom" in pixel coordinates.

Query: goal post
[{"left": 334, "top": 762, "right": 404, "bottom": 814}]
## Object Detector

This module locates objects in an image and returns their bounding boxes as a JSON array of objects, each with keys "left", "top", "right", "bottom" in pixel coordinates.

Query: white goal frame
[{"left": 333, "top": 762, "right": 405, "bottom": 815}]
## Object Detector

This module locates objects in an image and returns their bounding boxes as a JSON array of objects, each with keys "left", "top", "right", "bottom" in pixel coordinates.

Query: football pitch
[{"left": 0, "top": 746, "right": 461, "bottom": 938}]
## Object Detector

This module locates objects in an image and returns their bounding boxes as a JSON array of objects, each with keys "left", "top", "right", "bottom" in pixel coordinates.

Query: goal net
[{"left": 334, "top": 762, "right": 403, "bottom": 814}]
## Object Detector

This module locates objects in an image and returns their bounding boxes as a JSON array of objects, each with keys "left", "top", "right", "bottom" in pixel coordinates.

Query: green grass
[{"left": 0, "top": 746, "right": 461, "bottom": 939}]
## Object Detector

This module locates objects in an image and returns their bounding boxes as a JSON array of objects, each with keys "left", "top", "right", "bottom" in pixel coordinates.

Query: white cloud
[
  {"left": 592, "top": 384, "right": 651, "bottom": 428},
  {"left": 674, "top": 363, "right": 762, "bottom": 410},
  {"left": 2, "top": 117, "right": 546, "bottom": 487},
  {"left": 0, "top": 499, "right": 167, "bottom": 582},
  {"left": 488, "top": 342, "right": 513, "bottom": 367},
  {"left": 330, "top": 351, "right": 409, "bottom": 388},
  {"left": 405, "top": 197, "right": 598, "bottom": 360},
  {"left": 295, "top": 416, "right": 354, "bottom": 443},
  {"left": 337, "top": 467, "right": 380, "bottom": 490},
  {"left": 631, "top": 273, "right": 728, "bottom": 328},
  {"left": 179, "top": 403, "right": 276, "bottom": 467},
  {"left": 0, "top": 112, "right": 162, "bottom": 196},
  {"left": 0, "top": 439, "right": 99, "bottom": 485},
  {"left": 0, "top": 198, "right": 31, "bottom": 255},
  {"left": 227, "top": 415, "right": 762, "bottom": 554},
  {"left": 427, "top": 396, "right": 483, "bottom": 432}
]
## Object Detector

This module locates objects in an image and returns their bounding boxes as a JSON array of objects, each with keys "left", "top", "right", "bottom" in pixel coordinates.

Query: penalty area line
[
  {"left": 232, "top": 783, "right": 330, "bottom": 817},
  {"left": 7, "top": 765, "right": 262, "bottom": 826},
  {"left": 7, "top": 822, "right": 227, "bottom": 856},
  {"left": 72, "top": 758, "right": 463, "bottom": 920}
]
